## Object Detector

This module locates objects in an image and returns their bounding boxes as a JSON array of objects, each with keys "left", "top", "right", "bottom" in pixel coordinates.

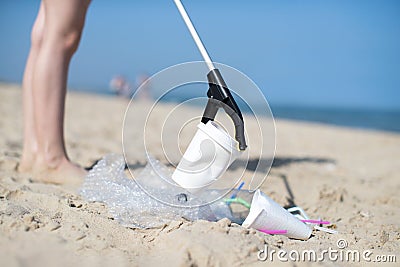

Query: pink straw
[
  {"left": 259, "top": 229, "right": 288, "bottom": 235},
  {"left": 301, "top": 219, "right": 330, "bottom": 225}
]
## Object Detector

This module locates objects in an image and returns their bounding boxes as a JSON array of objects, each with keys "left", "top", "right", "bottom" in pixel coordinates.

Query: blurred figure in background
[
  {"left": 109, "top": 75, "right": 132, "bottom": 98},
  {"left": 109, "top": 72, "right": 152, "bottom": 100},
  {"left": 134, "top": 73, "right": 152, "bottom": 101}
]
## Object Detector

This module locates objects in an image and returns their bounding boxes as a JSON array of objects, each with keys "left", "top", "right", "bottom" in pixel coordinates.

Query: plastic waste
[
  {"left": 242, "top": 190, "right": 312, "bottom": 240},
  {"left": 80, "top": 154, "right": 252, "bottom": 228},
  {"left": 172, "top": 121, "right": 242, "bottom": 192}
]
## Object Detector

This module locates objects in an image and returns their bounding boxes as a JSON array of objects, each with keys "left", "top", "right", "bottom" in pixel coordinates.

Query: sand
[{"left": 0, "top": 83, "right": 399, "bottom": 266}]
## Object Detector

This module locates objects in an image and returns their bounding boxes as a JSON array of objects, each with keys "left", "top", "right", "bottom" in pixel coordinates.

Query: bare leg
[
  {"left": 19, "top": 3, "right": 45, "bottom": 172},
  {"left": 22, "top": 0, "right": 91, "bottom": 187}
]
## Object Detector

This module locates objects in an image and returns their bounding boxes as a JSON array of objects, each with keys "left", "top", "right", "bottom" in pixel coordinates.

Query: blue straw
[{"left": 230, "top": 181, "right": 245, "bottom": 199}]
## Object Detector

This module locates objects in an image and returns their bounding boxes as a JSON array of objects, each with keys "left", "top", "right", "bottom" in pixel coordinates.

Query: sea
[
  {"left": 77, "top": 87, "right": 400, "bottom": 134},
  {"left": 269, "top": 105, "right": 400, "bottom": 133}
]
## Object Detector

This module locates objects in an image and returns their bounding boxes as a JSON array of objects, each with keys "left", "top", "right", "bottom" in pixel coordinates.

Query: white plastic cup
[
  {"left": 242, "top": 190, "right": 312, "bottom": 240},
  {"left": 172, "top": 121, "right": 241, "bottom": 192}
]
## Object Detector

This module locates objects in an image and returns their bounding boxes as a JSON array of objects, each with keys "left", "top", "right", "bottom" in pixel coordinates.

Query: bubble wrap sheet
[{"left": 80, "top": 154, "right": 217, "bottom": 228}]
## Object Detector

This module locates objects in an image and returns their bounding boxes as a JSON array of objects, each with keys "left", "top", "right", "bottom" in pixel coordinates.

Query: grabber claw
[{"left": 201, "top": 69, "right": 247, "bottom": 151}]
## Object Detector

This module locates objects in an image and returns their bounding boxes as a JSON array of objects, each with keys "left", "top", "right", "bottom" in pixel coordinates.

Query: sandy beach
[{"left": 0, "top": 83, "right": 399, "bottom": 266}]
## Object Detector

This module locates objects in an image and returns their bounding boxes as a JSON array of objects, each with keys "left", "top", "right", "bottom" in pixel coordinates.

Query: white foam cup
[
  {"left": 242, "top": 190, "right": 312, "bottom": 240},
  {"left": 172, "top": 121, "right": 241, "bottom": 192}
]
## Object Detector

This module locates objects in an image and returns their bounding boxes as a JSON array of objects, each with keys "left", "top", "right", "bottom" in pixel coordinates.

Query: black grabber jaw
[{"left": 201, "top": 69, "right": 247, "bottom": 151}]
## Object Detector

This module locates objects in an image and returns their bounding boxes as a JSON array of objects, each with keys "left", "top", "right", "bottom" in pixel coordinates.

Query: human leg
[
  {"left": 19, "top": 3, "right": 45, "bottom": 172},
  {"left": 29, "top": 0, "right": 91, "bottom": 185}
]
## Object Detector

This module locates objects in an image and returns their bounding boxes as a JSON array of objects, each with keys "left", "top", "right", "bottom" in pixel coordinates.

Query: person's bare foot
[
  {"left": 18, "top": 155, "right": 87, "bottom": 190},
  {"left": 18, "top": 152, "right": 36, "bottom": 173}
]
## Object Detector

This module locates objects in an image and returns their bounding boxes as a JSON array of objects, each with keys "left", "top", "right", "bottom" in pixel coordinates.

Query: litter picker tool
[{"left": 173, "top": 0, "right": 247, "bottom": 150}]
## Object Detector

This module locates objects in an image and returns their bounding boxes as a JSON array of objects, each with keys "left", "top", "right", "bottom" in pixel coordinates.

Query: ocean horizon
[{"left": 65, "top": 85, "right": 400, "bottom": 134}]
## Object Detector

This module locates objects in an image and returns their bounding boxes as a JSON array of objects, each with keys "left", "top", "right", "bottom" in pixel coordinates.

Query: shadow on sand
[
  {"left": 229, "top": 156, "right": 335, "bottom": 172},
  {"left": 229, "top": 156, "right": 335, "bottom": 209}
]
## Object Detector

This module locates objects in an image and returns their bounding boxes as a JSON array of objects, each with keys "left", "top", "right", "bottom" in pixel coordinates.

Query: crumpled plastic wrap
[
  {"left": 80, "top": 154, "right": 218, "bottom": 228},
  {"left": 80, "top": 154, "right": 253, "bottom": 228}
]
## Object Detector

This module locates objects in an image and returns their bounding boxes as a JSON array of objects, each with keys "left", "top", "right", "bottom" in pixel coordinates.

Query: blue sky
[{"left": 0, "top": 0, "right": 399, "bottom": 110}]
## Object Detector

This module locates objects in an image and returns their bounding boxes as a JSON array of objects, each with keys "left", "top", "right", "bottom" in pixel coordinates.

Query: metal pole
[{"left": 173, "top": 0, "right": 216, "bottom": 71}]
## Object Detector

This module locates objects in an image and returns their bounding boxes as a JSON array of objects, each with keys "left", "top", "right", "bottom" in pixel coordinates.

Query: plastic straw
[
  {"left": 230, "top": 181, "right": 245, "bottom": 199},
  {"left": 224, "top": 197, "right": 251, "bottom": 209},
  {"left": 259, "top": 229, "right": 288, "bottom": 235},
  {"left": 301, "top": 219, "right": 330, "bottom": 225},
  {"left": 314, "top": 226, "right": 338, "bottom": 234}
]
